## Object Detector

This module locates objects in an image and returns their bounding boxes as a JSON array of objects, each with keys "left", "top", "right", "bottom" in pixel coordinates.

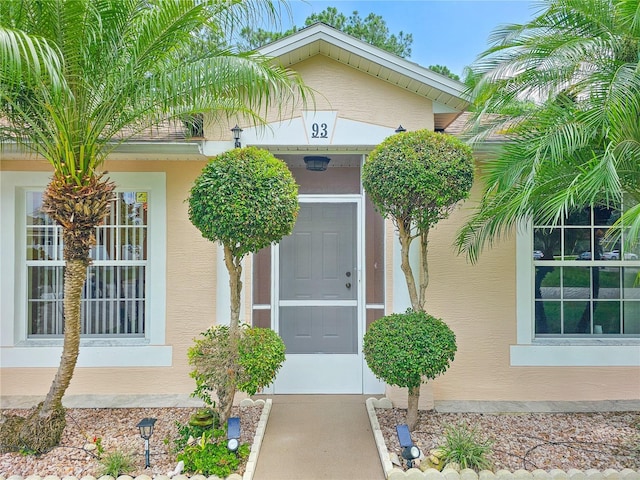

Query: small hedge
[{"left": 364, "top": 310, "right": 457, "bottom": 391}]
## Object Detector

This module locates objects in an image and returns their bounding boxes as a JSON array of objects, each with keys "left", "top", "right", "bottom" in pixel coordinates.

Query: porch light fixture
[
  {"left": 136, "top": 417, "right": 157, "bottom": 468},
  {"left": 231, "top": 124, "right": 243, "bottom": 148},
  {"left": 227, "top": 416, "right": 241, "bottom": 452},
  {"left": 395, "top": 125, "right": 407, "bottom": 133},
  {"left": 304, "top": 155, "right": 331, "bottom": 172},
  {"left": 396, "top": 424, "right": 421, "bottom": 469}
]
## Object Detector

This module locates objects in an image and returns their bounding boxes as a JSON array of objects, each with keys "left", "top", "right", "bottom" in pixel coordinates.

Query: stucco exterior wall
[
  {"left": 0, "top": 158, "right": 215, "bottom": 403},
  {"left": 206, "top": 55, "right": 434, "bottom": 141},
  {"left": 1, "top": 155, "right": 638, "bottom": 407},
  {"left": 384, "top": 178, "right": 639, "bottom": 409}
]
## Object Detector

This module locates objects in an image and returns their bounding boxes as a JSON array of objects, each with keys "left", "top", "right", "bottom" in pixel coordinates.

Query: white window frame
[
  {"left": 0, "top": 171, "right": 171, "bottom": 367},
  {"left": 512, "top": 222, "right": 640, "bottom": 367}
]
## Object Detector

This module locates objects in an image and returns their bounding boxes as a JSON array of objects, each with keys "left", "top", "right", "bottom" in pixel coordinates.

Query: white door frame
[{"left": 271, "top": 194, "right": 365, "bottom": 393}]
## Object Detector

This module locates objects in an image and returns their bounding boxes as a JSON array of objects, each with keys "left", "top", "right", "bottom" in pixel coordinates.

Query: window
[
  {"left": 1, "top": 172, "right": 170, "bottom": 368},
  {"left": 26, "top": 191, "right": 148, "bottom": 337},
  {"left": 513, "top": 200, "right": 640, "bottom": 367},
  {"left": 533, "top": 204, "right": 640, "bottom": 337}
]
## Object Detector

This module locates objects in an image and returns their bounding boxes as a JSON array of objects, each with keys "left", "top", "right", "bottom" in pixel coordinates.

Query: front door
[{"left": 274, "top": 200, "right": 362, "bottom": 393}]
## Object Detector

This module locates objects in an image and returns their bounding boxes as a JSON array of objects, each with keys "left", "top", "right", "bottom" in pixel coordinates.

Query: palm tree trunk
[
  {"left": 41, "top": 259, "right": 87, "bottom": 412},
  {"left": 14, "top": 259, "right": 88, "bottom": 453},
  {"left": 9, "top": 173, "right": 115, "bottom": 453}
]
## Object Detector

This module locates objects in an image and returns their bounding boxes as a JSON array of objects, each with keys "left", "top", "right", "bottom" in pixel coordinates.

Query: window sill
[
  {"left": 1, "top": 344, "right": 172, "bottom": 368},
  {"left": 510, "top": 342, "right": 640, "bottom": 366}
]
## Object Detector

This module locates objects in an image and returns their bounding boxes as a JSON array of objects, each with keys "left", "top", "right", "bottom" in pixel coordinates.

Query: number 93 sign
[{"left": 303, "top": 111, "right": 337, "bottom": 144}]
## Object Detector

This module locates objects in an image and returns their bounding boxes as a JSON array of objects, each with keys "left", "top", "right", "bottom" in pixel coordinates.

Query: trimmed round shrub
[
  {"left": 362, "top": 129, "right": 474, "bottom": 231},
  {"left": 363, "top": 310, "right": 457, "bottom": 390},
  {"left": 188, "top": 324, "right": 286, "bottom": 406},
  {"left": 188, "top": 146, "right": 299, "bottom": 258}
]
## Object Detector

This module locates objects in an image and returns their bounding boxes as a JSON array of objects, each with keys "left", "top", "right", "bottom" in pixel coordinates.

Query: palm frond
[{"left": 458, "top": 0, "right": 640, "bottom": 262}]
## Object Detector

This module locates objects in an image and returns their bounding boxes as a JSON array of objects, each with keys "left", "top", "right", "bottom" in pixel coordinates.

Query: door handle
[{"left": 345, "top": 282, "right": 351, "bottom": 289}]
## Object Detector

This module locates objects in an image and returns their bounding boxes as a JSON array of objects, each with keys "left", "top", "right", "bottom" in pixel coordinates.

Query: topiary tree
[
  {"left": 188, "top": 146, "right": 298, "bottom": 422},
  {"left": 361, "top": 129, "right": 473, "bottom": 430},
  {"left": 188, "top": 324, "right": 286, "bottom": 424},
  {"left": 188, "top": 146, "right": 299, "bottom": 329},
  {"left": 363, "top": 310, "right": 456, "bottom": 430},
  {"left": 362, "top": 129, "right": 474, "bottom": 312}
]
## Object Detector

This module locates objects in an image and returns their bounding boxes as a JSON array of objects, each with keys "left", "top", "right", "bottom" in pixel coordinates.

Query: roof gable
[{"left": 259, "top": 23, "right": 469, "bottom": 130}]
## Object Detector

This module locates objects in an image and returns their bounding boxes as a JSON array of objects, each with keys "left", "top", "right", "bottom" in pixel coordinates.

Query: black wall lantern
[
  {"left": 304, "top": 155, "right": 331, "bottom": 172},
  {"left": 231, "top": 124, "right": 243, "bottom": 148},
  {"left": 136, "top": 417, "right": 157, "bottom": 468}
]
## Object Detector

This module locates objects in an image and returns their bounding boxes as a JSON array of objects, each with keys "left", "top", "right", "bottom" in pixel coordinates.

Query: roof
[
  {"left": 259, "top": 23, "right": 470, "bottom": 131},
  {"left": 2, "top": 24, "right": 471, "bottom": 147}
]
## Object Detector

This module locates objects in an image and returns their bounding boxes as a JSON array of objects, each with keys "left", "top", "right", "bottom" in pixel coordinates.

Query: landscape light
[
  {"left": 136, "top": 417, "right": 157, "bottom": 468},
  {"left": 227, "top": 416, "right": 241, "bottom": 452},
  {"left": 396, "top": 424, "right": 421, "bottom": 468}
]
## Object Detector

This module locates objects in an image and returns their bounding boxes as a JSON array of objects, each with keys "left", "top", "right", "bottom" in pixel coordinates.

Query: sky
[{"left": 277, "top": 0, "right": 541, "bottom": 78}]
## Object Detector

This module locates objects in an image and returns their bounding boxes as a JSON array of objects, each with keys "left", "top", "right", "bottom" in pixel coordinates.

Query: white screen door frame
[{"left": 271, "top": 194, "right": 364, "bottom": 393}]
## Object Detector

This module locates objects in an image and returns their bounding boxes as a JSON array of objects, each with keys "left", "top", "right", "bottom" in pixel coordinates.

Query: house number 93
[{"left": 311, "top": 122, "right": 329, "bottom": 138}]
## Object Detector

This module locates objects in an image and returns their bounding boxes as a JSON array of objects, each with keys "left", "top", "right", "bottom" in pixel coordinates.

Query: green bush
[
  {"left": 188, "top": 146, "right": 299, "bottom": 259},
  {"left": 187, "top": 146, "right": 297, "bottom": 424},
  {"left": 236, "top": 326, "right": 287, "bottom": 395},
  {"left": 362, "top": 130, "right": 474, "bottom": 236},
  {"left": 362, "top": 129, "right": 474, "bottom": 314},
  {"left": 364, "top": 310, "right": 457, "bottom": 390},
  {"left": 98, "top": 450, "right": 134, "bottom": 477},
  {"left": 439, "top": 423, "right": 494, "bottom": 472},
  {"left": 188, "top": 324, "right": 286, "bottom": 418},
  {"left": 364, "top": 310, "right": 457, "bottom": 429},
  {"left": 173, "top": 416, "right": 217, "bottom": 453},
  {"left": 177, "top": 429, "right": 250, "bottom": 477}
]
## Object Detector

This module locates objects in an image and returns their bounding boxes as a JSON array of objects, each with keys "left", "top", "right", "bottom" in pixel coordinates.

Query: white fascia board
[
  {"left": 111, "top": 142, "right": 203, "bottom": 156},
  {"left": 260, "top": 24, "right": 470, "bottom": 108},
  {"left": 201, "top": 116, "right": 397, "bottom": 154},
  {"left": 433, "top": 102, "right": 462, "bottom": 114}
]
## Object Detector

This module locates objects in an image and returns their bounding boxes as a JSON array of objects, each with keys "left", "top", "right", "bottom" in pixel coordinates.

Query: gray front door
[{"left": 275, "top": 201, "right": 362, "bottom": 393}]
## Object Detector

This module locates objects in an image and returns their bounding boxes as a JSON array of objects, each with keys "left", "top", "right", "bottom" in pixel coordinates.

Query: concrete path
[{"left": 252, "top": 395, "right": 385, "bottom": 480}]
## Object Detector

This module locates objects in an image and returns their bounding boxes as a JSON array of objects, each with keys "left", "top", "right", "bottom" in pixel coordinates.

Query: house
[{"left": 1, "top": 23, "right": 638, "bottom": 410}]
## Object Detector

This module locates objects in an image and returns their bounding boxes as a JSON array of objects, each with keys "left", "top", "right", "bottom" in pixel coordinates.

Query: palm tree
[
  {"left": 0, "top": 0, "right": 307, "bottom": 452},
  {"left": 456, "top": 0, "right": 640, "bottom": 262}
]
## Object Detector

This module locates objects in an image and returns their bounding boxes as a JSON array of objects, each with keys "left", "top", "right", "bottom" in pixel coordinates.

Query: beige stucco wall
[
  {"left": 385, "top": 177, "right": 639, "bottom": 409},
  {"left": 2, "top": 156, "right": 638, "bottom": 407},
  {"left": 0, "top": 158, "right": 216, "bottom": 401},
  {"left": 206, "top": 55, "right": 434, "bottom": 141}
]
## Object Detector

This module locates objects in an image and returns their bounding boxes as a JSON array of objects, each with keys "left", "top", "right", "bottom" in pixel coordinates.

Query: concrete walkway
[{"left": 252, "top": 395, "right": 385, "bottom": 480}]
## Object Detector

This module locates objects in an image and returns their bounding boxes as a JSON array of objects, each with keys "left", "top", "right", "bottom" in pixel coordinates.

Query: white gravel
[
  {"left": 0, "top": 405, "right": 262, "bottom": 478},
  {"left": 376, "top": 408, "right": 640, "bottom": 472}
]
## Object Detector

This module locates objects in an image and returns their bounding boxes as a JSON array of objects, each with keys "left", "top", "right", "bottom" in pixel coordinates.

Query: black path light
[
  {"left": 396, "top": 424, "right": 421, "bottom": 468},
  {"left": 395, "top": 125, "right": 407, "bottom": 133},
  {"left": 231, "top": 124, "right": 243, "bottom": 148},
  {"left": 136, "top": 417, "right": 157, "bottom": 468}
]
